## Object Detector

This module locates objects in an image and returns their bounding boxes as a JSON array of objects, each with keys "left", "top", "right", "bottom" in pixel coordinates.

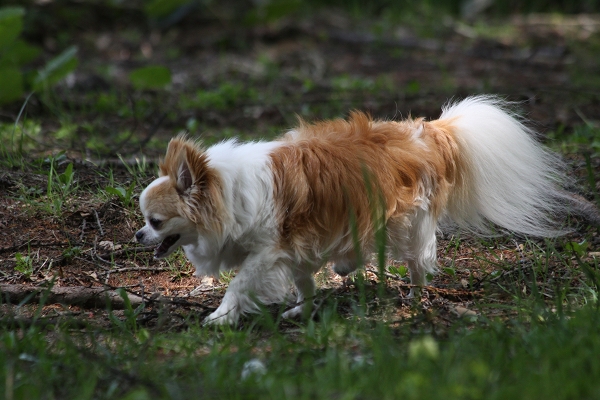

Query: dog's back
[{"left": 270, "top": 111, "right": 463, "bottom": 262}]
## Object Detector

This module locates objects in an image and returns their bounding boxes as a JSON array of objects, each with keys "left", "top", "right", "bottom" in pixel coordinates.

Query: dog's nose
[{"left": 135, "top": 230, "right": 144, "bottom": 242}]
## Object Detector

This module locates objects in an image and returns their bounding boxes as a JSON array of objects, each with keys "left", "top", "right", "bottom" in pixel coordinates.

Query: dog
[{"left": 135, "top": 96, "right": 571, "bottom": 325}]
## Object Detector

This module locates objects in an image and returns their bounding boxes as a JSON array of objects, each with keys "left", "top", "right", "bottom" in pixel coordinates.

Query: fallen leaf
[{"left": 453, "top": 306, "right": 477, "bottom": 318}]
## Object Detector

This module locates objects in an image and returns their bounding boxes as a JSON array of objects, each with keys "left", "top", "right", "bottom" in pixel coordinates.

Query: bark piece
[{"left": 0, "top": 284, "right": 143, "bottom": 310}]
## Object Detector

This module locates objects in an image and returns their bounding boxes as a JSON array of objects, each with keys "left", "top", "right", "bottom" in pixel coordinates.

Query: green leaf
[
  {"left": 129, "top": 65, "right": 171, "bottom": 90},
  {"left": 32, "top": 46, "right": 78, "bottom": 90},
  {"left": 58, "top": 163, "right": 74, "bottom": 186},
  {"left": 126, "top": 181, "right": 135, "bottom": 199},
  {"left": 388, "top": 265, "right": 408, "bottom": 278},
  {"left": 0, "top": 39, "right": 41, "bottom": 67},
  {"left": 443, "top": 267, "right": 456, "bottom": 276},
  {"left": 106, "top": 186, "right": 126, "bottom": 198},
  {"left": 0, "top": 7, "right": 24, "bottom": 50},
  {"left": 117, "top": 288, "right": 133, "bottom": 312},
  {"left": 0, "top": 66, "right": 23, "bottom": 104},
  {"left": 14, "top": 252, "right": 32, "bottom": 276},
  {"left": 566, "top": 240, "right": 589, "bottom": 258}
]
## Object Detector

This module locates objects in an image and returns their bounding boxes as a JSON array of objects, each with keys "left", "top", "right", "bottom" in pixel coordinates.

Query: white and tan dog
[{"left": 135, "top": 96, "right": 570, "bottom": 324}]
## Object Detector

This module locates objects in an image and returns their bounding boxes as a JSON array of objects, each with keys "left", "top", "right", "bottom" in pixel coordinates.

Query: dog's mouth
[{"left": 154, "top": 234, "right": 181, "bottom": 258}]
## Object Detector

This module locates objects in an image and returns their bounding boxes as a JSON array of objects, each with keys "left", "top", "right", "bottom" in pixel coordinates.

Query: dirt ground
[{"left": 1, "top": 9, "right": 599, "bottom": 330}]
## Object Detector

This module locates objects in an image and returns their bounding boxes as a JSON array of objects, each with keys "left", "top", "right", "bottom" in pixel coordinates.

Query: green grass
[
  {"left": 2, "top": 292, "right": 600, "bottom": 399},
  {"left": 1, "top": 197, "right": 598, "bottom": 400},
  {"left": 2, "top": 226, "right": 600, "bottom": 399}
]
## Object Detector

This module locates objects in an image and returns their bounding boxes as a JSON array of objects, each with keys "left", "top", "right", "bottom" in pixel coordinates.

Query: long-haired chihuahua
[{"left": 136, "top": 96, "right": 571, "bottom": 324}]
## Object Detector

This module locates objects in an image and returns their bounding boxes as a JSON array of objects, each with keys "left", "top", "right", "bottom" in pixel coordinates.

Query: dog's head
[{"left": 135, "top": 136, "right": 224, "bottom": 258}]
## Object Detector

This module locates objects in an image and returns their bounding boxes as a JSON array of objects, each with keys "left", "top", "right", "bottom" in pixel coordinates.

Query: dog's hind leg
[{"left": 392, "top": 209, "right": 438, "bottom": 298}]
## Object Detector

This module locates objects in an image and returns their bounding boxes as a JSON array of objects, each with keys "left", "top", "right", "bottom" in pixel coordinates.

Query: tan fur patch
[
  {"left": 270, "top": 111, "right": 464, "bottom": 259},
  {"left": 143, "top": 182, "right": 182, "bottom": 219},
  {"left": 428, "top": 117, "right": 470, "bottom": 218}
]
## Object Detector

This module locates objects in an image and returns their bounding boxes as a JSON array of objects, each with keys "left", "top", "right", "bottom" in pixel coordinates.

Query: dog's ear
[
  {"left": 176, "top": 146, "right": 213, "bottom": 194},
  {"left": 161, "top": 136, "right": 210, "bottom": 194},
  {"left": 160, "top": 135, "right": 188, "bottom": 178},
  {"left": 168, "top": 141, "right": 225, "bottom": 230},
  {"left": 176, "top": 157, "right": 194, "bottom": 193}
]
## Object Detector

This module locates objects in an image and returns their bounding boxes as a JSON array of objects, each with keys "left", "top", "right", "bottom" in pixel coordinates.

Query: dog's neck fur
[{"left": 185, "top": 139, "right": 284, "bottom": 276}]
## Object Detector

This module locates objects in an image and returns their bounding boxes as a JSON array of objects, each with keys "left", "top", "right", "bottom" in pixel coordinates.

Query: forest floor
[{"left": 1, "top": 7, "right": 600, "bottom": 331}]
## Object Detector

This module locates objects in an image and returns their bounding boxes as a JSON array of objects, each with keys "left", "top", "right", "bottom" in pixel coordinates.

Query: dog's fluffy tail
[{"left": 436, "top": 95, "right": 571, "bottom": 237}]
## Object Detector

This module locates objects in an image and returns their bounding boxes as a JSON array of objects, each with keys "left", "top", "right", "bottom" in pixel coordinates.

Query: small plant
[
  {"left": 106, "top": 182, "right": 136, "bottom": 208},
  {"left": 566, "top": 240, "right": 589, "bottom": 258},
  {"left": 443, "top": 266, "right": 457, "bottom": 276},
  {"left": 62, "top": 246, "right": 82, "bottom": 262},
  {"left": 0, "top": 119, "right": 42, "bottom": 168},
  {"left": 45, "top": 157, "right": 77, "bottom": 215},
  {"left": 117, "top": 153, "right": 150, "bottom": 181},
  {"left": 109, "top": 288, "right": 145, "bottom": 334},
  {"left": 56, "top": 162, "right": 75, "bottom": 190},
  {"left": 388, "top": 264, "right": 409, "bottom": 278},
  {"left": 14, "top": 252, "right": 33, "bottom": 277}
]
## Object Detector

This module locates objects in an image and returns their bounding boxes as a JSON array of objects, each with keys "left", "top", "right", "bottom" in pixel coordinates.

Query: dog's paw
[
  {"left": 282, "top": 301, "right": 315, "bottom": 320},
  {"left": 281, "top": 304, "right": 304, "bottom": 320},
  {"left": 407, "top": 286, "right": 423, "bottom": 299},
  {"left": 203, "top": 308, "right": 239, "bottom": 326}
]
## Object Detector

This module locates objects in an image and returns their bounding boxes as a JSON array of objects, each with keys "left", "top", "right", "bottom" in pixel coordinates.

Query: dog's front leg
[
  {"left": 282, "top": 266, "right": 316, "bottom": 320},
  {"left": 203, "top": 283, "right": 245, "bottom": 325},
  {"left": 203, "top": 250, "right": 291, "bottom": 326}
]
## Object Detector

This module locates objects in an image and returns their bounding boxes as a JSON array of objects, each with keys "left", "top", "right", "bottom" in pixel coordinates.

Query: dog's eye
[{"left": 149, "top": 218, "right": 162, "bottom": 229}]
